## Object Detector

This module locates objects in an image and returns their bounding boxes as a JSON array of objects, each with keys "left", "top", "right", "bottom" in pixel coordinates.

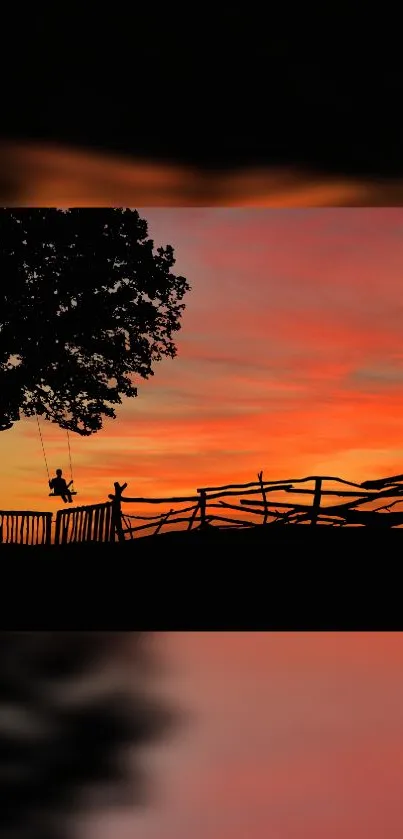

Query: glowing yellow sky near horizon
[{"left": 2, "top": 207, "right": 403, "bottom": 513}]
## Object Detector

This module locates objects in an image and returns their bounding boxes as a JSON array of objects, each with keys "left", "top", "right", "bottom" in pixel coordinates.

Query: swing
[{"left": 35, "top": 413, "right": 78, "bottom": 498}]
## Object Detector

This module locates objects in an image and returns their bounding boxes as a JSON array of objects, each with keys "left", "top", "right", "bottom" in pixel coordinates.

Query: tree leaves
[{"left": 0, "top": 209, "right": 190, "bottom": 435}]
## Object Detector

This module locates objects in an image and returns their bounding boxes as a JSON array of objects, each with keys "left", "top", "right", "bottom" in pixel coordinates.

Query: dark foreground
[
  {"left": 1, "top": 525, "right": 401, "bottom": 628},
  {"left": 1, "top": 523, "right": 403, "bottom": 557}
]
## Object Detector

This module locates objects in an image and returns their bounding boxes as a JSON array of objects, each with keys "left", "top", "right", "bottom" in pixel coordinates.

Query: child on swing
[{"left": 49, "top": 468, "right": 73, "bottom": 503}]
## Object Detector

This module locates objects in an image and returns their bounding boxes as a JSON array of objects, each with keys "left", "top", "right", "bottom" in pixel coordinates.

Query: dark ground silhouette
[
  {"left": 2, "top": 519, "right": 403, "bottom": 560},
  {"left": 1, "top": 520, "right": 402, "bottom": 635}
]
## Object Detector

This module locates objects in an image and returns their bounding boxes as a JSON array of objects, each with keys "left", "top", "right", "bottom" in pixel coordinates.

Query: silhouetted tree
[
  {"left": 0, "top": 631, "right": 176, "bottom": 839},
  {"left": 0, "top": 209, "right": 190, "bottom": 435}
]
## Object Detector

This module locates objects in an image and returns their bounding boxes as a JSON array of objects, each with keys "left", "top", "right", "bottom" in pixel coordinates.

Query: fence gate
[{"left": 54, "top": 501, "right": 115, "bottom": 545}]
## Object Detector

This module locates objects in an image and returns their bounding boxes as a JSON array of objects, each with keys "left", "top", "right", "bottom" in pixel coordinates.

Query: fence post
[
  {"left": 187, "top": 501, "right": 200, "bottom": 531},
  {"left": 311, "top": 478, "right": 322, "bottom": 526},
  {"left": 111, "top": 481, "right": 127, "bottom": 543},
  {"left": 154, "top": 509, "right": 174, "bottom": 536},
  {"left": 258, "top": 470, "right": 269, "bottom": 525},
  {"left": 199, "top": 489, "right": 207, "bottom": 530}
]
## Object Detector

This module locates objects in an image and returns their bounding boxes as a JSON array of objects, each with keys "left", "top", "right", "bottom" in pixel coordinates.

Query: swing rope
[
  {"left": 66, "top": 429, "right": 74, "bottom": 489},
  {"left": 35, "top": 412, "right": 50, "bottom": 482},
  {"left": 35, "top": 411, "right": 76, "bottom": 492}
]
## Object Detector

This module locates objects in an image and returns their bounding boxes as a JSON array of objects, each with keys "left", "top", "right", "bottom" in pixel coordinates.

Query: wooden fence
[
  {"left": 54, "top": 501, "right": 115, "bottom": 545},
  {"left": 109, "top": 470, "right": 403, "bottom": 539},
  {"left": 0, "top": 500, "right": 115, "bottom": 546},
  {"left": 0, "top": 510, "right": 52, "bottom": 545},
  {"left": 3, "top": 470, "right": 403, "bottom": 547}
]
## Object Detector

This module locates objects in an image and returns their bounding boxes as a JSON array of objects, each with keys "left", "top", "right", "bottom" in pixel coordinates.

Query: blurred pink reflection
[{"left": 81, "top": 632, "right": 403, "bottom": 839}]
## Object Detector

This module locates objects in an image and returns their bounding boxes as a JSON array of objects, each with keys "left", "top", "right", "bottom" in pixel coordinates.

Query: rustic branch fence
[
  {"left": 2, "top": 470, "right": 403, "bottom": 546},
  {"left": 108, "top": 470, "right": 403, "bottom": 540}
]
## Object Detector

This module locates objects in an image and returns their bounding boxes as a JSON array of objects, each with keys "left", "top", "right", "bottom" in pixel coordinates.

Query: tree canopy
[{"left": 0, "top": 209, "right": 190, "bottom": 435}]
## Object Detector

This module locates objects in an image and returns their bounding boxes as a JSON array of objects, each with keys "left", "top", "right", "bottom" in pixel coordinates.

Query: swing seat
[{"left": 49, "top": 491, "right": 78, "bottom": 497}]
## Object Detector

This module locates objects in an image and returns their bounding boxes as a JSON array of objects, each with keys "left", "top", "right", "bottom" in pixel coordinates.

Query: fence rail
[{"left": 2, "top": 470, "right": 403, "bottom": 547}]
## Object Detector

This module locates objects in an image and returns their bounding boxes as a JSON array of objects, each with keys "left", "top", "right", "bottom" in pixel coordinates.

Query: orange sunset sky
[{"left": 2, "top": 207, "right": 403, "bottom": 512}]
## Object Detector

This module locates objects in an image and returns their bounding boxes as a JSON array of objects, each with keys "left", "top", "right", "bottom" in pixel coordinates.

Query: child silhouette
[{"left": 49, "top": 469, "right": 73, "bottom": 503}]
